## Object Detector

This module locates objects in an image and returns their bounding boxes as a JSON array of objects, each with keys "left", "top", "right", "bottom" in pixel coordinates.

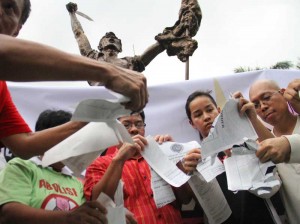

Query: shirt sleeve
[
  {"left": 0, "top": 83, "right": 31, "bottom": 140},
  {"left": 0, "top": 158, "right": 34, "bottom": 206},
  {"left": 285, "top": 134, "right": 300, "bottom": 163},
  {"left": 83, "top": 156, "right": 111, "bottom": 200}
]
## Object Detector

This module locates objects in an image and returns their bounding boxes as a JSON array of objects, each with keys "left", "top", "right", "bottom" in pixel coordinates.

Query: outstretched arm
[
  {"left": 0, "top": 201, "right": 107, "bottom": 224},
  {"left": 0, "top": 34, "right": 148, "bottom": 112},
  {"left": 233, "top": 91, "right": 274, "bottom": 142},
  {"left": 139, "top": 42, "right": 165, "bottom": 68},
  {"left": 66, "top": 2, "right": 93, "bottom": 56},
  {"left": 91, "top": 136, "right": 147, "bottom": 200}
]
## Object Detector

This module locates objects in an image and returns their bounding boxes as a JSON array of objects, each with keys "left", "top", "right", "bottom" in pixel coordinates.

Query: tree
[
  {"left": 234, "top": 60, "right": 295, "bottom": 73},
  {"left": 270, "top": 61, "right": 293, "bottom": 69}
]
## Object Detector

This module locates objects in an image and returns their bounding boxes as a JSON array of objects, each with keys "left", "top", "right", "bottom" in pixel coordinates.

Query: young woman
[{"left": 183, "top": 90, "right": 284, "bottom": 224}]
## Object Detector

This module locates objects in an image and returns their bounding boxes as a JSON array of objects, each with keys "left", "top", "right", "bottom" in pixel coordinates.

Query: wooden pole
[{"left": 185, "top": 29, "right": 190, "bottom": 80}]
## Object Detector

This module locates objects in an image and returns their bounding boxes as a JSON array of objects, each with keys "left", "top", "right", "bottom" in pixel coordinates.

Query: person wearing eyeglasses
[
  {"left": 249, "top": 79, "right": 300, "bottom": 223},
  {"left": 84, "top": 111, "right": 193, "bottom": 224},
  {"left": 256, "top": 78, "right": 300, "bottom": 165}
]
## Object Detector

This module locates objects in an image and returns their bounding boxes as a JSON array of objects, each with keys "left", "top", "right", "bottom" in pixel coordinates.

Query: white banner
[{"left": 8, "top": 69, "right": 300, "bottom": 143}]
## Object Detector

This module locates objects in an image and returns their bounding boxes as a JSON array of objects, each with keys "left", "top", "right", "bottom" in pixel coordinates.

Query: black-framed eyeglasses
[
  {"left": 122, "top": 121, "right": 146, "bottom": 130},
  {"left": 253, "top": 90, "right": 280, "bottom": 110}
]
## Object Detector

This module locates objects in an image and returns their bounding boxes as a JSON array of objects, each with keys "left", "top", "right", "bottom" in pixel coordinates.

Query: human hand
[
  {"left": 66, "top": 2, "right": 77, "bottom": 13},
  {"left": 116, "top": 135, "right": 147, "bottom": 161},
  {"left": 66, "top": 201, "right": 107, "bottom": 224},
  {"left": 256, "top": 136, "right": 291, "bottom": 163},
  {"left": 181, "top": 148, "right": 201, "bottom": 174},
  {"left": 154, "top": 134, "right": 174, "bottom": 144},
  {"left": 103, "top": 65, "right": 148, "bottom": 112},
  {"left": 233, "top": 91, "right": 257, "bottom": 120},
  {"left": 125, "top": 212, "right": 137, "bottom": 224},
  {"left": 284, "top": 79, "right": 300, "bottom": 113}
]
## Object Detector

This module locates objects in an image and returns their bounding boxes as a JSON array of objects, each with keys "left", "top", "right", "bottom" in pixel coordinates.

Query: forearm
[
  {"left": 1, "top": 203, "right": 67, "bottom": 224},
  {"left": 173, "top": 161, "right": 193, "bottom": 204},
  {"left": 91, "top": 158, "right": 125, "bottom": 200},
  {"left": 2, "top": 121, "right": 86, "bottom": 159},
  {"left": 140, "top": 42, "right": 165, "bottom": 67},
  {"left": 69, "top": 13, "right": 93, "bottom": 56},
  {"left": 249, "top": 116, "right": 274, "bottom": 142},
  {"left": 0, "top": 35, "right": 110, "bottom": 83}
]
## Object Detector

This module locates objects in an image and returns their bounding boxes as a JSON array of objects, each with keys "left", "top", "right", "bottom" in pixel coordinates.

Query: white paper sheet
[
  {"left": 201, "top": 99, "right": 258, "bottom": 158},
  {"left": 159, "top": 141, "right": 201, "bottom": 163},
  {"left": 98, "top": 192, "right": 126, "bottom": 224},
  {"left": 149, "top": 141, "right": 200, "bottom": 208},
  {"left": 151, "top": 168, "right": 176, "bottom": 208},
  {"left": 42, "top": 121, "right": 133, "bottom": 176},
  {"left": 141, "top": 136, "right": 190, "bottom": 187},
  {"left": 196, "top": 156, "right": 225, "bottom": 182},
  {"left": 224, "top": 145, "right": 276, "bottom": 192},
  {"left": 71, "top": 98, "right": 131, "bottom": 122},
  {"left": 188, "top": 173, "right": 232, "bottom": 224}
]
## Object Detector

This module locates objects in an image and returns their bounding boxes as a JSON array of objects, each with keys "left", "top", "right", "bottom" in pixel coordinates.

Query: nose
[
  {"left": 128, "top": 125, "right": 139, "bottom": 135},
  {"left": 260, "top": 100, "right": 269, "bottom": 112},
  {"left": 203, "top": 112, "right": 211, "bottom": 122}
]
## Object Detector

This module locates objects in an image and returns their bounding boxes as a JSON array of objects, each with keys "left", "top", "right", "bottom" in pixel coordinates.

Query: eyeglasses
[
  {"left": 252, "top": 90, "right": 280, "bottom": 109},
  {"left": 122, "top": 121, "right": 146, "bottom": 130}
]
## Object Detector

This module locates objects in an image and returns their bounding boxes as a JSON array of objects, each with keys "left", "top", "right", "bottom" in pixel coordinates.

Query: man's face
[
  {"left": 100, "top": 35, "right": 122, "bottom": 53},
  {"left": 249, "top": 82, "right": 288, "bottom": 126},
  {"left": 0, "top": 0, "right": 23, "bottom": 36},
  {"left": 119, "top": 114, "right": 145, "bottom": 137}
]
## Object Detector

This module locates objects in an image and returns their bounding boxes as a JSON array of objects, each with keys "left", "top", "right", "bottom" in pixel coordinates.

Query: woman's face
[{"left": 189, "top": 96, "right": 220, "bottom": 139}]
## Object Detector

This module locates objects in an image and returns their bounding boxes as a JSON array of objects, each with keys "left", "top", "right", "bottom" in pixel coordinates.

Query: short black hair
[
  {"left": 185, "top": 90, "right": 217, "bottom": 121},
  {"left": 20, "top": 0, "right": 31, "bottom": 25},
  {"left": 35, "top": 109, "right": 72, "bottom": 131}
]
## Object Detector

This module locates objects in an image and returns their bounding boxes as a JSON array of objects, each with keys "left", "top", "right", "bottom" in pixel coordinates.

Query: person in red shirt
[{"left": 84, "top": 112, "right": 193, "bottom": 224}]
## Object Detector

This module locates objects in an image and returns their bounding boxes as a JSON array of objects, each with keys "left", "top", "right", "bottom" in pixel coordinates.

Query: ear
[
  {"left": 217, "top": 107, "right": 221, "bottom": 113},
  {"left": 279, "top": 88, "right": 285, "bottom": 95},
  {"left": 189, "top": 120, "right": 197, "bottom": 129},
  {"left": 13, "top": 24, "right": 22, "bottom": 37}
]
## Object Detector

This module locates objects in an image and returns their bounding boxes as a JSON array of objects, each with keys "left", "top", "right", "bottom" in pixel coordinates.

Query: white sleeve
[{"left": 285, "top": 134, "right": 300, "bottom": 163}]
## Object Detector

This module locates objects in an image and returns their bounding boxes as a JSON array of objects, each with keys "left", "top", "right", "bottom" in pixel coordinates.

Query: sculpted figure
[
  {"left": 66, "top": 0, "right": 201, "bottom": 85},
  {"left": 66, "top": 2, "right": 165, "bottom": 86}
]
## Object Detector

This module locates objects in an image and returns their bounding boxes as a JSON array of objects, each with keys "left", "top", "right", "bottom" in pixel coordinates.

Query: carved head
[{"left": 98, "top": 32, "right": 122, "bottom": 53}]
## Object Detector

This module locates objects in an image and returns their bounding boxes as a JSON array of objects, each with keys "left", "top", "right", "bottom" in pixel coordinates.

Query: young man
[
  {"left": 0, "top": 0, "right": 148, "bottom": 159},
  {"left": 249, "top": 79, "right": 300, "bottom": 223},
  {"left": 0, "top": 110, "right": 109, "bottom": 224},
  {"left": 84, "top": 112, "right": 193, "bottom": 224}
]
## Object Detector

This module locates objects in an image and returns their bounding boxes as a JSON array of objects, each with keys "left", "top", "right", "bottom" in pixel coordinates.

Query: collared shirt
[{"left": 84, "top": 147, "right": 182, "bottom": 224}]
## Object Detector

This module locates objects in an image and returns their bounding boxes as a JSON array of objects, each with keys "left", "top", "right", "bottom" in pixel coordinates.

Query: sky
[{"left": 18, "top": 0, "right": 300, "bottom": 86}]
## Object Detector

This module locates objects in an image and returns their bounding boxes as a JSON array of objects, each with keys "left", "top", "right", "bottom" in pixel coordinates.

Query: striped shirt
[{"left": 84, "top": 148, "right": 182, "bottom": 224}]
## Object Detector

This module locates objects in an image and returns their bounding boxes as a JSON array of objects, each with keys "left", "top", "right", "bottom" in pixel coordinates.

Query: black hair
[
  {"left": 20, "top": 0, "right": 31, "bottom": 25},
  {"left": 185, "top": 90, "right": 217, "bottom": 121},
  {"left": 35, "top": 109, "right": 72, "bottom": 131}
]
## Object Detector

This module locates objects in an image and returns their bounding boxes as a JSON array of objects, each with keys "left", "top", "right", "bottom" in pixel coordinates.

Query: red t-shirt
[{"left": 0, "top": 81, "right": 31, "bottom": 140}]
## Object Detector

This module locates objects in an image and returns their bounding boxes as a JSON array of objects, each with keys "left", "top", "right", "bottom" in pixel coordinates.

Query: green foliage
[{"left": 234, "top": 60, "right": 297, "bottom": 73}]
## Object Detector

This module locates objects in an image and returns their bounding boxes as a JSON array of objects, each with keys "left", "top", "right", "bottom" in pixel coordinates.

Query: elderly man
[
  {"left": 249, "top": 79, "right": 300, "bottom": 223},
  {"left": 256, "top": 78, "right": 300, "bottom": 163}
]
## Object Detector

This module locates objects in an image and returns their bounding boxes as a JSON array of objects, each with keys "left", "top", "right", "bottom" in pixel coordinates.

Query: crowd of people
[{"left": 0, "top": 0, "right": 300, "bottom": 223}]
